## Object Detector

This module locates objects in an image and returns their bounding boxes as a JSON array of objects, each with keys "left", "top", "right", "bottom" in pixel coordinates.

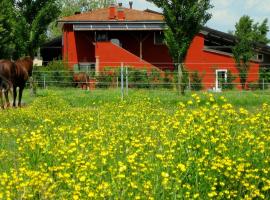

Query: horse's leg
[
  {"left": 4, "top": 90, "right": 10, "bottom": 107},
  {"left": 13, "top": 86, "right": 17, "bottom": 107},
  {"left": 0, "top": 89, "right": 4, "bottom": 109},
  {"left": 18, "top": 86, "right": 25, "bottom": 107}
]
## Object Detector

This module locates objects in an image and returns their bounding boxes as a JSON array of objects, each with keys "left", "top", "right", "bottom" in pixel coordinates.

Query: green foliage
[
  {"left": 252, "top": 19, "right": 270, "bottom": 44},
  {"left": 147, "top": 0, "right": 212, "bottom": 95},
  {"left": 128, "top": 69, "right": 150, "bottom": 89},
  {"left": 95, "top": 68, "right": 118, "bottom": 88},
  {"left": 233, "top": 16, "right": 269, "bottom": 90},
  {"left": 259, "top": 65, "right": 270, "bottom": 90},
  {"left": 95, "top": 67, "right": 180, "bottom": 89},
  {"left": 190, "top": 71, "right": 203, "bottom": 91},
  {"left": 0, "top": 0, "right": 16, "bottom": 58},
  {"left": 33, "top": 60, "right": 73, "bottom": 87},
  {"left": 0, "top": 0, "right": 59, "bottom": 59},
  {"left": 247, "top": 81, "right": 260, "bottom": 91},
  {"left": 15, "top": 0, "right": 60, "bottom": 57},
  {"left": 221, "top": 70, "right": 236, "bottom": 90}
]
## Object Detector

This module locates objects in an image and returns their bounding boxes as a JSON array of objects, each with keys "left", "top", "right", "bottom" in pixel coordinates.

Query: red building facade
[{"left": 59, "top": 5, "right": 270, "bottom": 90}]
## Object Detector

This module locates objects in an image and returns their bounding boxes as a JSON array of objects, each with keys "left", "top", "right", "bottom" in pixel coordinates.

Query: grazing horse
[
  {"left": 74, "top": 72, "right": 89, "bottom": 90},
  {"left": 0, "top": 60, "right": 15, "bottom": 109},
  {"left": 13, "top": 57, "right": 33, "bottom": 107}
]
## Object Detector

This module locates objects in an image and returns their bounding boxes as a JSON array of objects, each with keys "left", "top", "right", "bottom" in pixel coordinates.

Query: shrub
[
  {"left": 190, "top": 71, "right": 203, "bottom": 91},
  {"left": 33, "top": 60, "right": 74, "bottom": 87},
  {"left": 247, "top": 81, "right": 260, "bottom": 90},
  {"left": 221, "top": 70, "right": 236, "bottom": 90},
  {"left": 95, "top": 68, "right": 119, "bottom": 88},
  {"left": 259, "top": 65, "right": 270, "bottom": 89}
]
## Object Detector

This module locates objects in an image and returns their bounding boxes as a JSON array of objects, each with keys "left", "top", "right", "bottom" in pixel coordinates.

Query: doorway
[{"left": 215, "top": 69, "right": 227, "bottom": 91}]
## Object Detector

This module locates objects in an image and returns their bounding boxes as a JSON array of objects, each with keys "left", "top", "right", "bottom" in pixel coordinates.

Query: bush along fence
[{"left": 32, "top": 61, "right": 270, "bottom": 93}]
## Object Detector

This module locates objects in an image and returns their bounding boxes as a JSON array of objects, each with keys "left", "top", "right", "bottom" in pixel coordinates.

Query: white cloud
[
  {"left": 118, "top": 0, "right": 270, "bottom": 38},
  {"left": 120, "top": 0, "right": 158, "bottom": 10}
]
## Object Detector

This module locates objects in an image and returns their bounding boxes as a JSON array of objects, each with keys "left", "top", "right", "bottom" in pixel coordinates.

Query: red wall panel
[
  {"left": 63, "top": 27, "right": 259, "bottom": 89},
  {"left": 185, "top": 34, "right": 259, "bottom": 89},
  {"left": 95, "top": 41, "right": 156, "bottom": 71}
]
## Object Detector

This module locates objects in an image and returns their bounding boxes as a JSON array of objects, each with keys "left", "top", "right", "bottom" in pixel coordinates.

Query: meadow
[{"left": 1, "top": 88, "right": 270, "bottom": 199}]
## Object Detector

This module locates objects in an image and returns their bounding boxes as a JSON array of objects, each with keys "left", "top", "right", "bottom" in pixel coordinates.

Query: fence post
[
  {"left": 188, "top": 75, "right": 191, "bottom": 90},
  {"left": 263, "top": 78, "right": 265, "bottom": 90},
  {"left": 126, "top": 66, "right": 128, "bottom": 96},
  {"left": 121, "top": 62, "right": 124, "bottom": 100}
]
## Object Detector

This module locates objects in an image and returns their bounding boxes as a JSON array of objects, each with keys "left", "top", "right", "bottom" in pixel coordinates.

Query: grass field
[{"left": 1, "top": 88, "right": 270, "bottom": 199}]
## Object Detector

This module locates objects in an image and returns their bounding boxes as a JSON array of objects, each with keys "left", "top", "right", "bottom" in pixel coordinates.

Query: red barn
[{"left": 58, "top": 4, "right": 270, "bottom": 90}]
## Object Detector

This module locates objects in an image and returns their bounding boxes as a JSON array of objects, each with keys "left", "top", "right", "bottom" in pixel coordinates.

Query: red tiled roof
[{"left": 59, "top": 7, "right": 164, "bottom": 22}]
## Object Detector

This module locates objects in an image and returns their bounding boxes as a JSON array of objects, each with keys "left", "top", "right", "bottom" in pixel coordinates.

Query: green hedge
[{"left": 33, "top": 60, "right": 74, "bottom": 87}]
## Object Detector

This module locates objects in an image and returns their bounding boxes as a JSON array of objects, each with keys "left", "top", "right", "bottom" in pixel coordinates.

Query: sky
[{"left": 120, "top": 0, "right": 270, "bottom": 38}]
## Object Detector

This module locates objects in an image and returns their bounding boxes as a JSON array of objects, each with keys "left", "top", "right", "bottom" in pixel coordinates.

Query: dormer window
[
  {"left": 154, "top": 32, "right": 165, "bottom": 45},
  {"left": 253, "top": 53, "right": 264, "bottom": 62},
  {"left": 96, "top": 32, "right": 108, "bottom": 41}
]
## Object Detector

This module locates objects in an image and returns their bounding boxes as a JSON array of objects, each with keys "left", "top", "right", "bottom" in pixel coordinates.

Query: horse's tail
[{"left": 0, "top": 74, "right": 12, "bottom": 93}]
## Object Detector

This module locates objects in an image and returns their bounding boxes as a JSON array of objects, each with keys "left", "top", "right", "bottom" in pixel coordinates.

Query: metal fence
[{"left": 31, "top": 61, "right": 270, "bottom": 98}]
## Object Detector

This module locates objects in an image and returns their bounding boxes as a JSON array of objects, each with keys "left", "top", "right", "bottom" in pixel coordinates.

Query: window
[
  {"left": 110, "top": 38, "right": 121, "bottom": 47},
  {"left": 253, "top": 53, "right": 264, "bottom": 62},
  {"left": 215, "top": 69, "right": 227, "bottom": 91},
  {"left": 154, "top": 32, "right": 165, "bottom": 45},
  {"left": 96, "top": 33, "right": 108, "bottom": 41},
  {"left": 78, "top": 63, "right": 96, "bottom": 73}
]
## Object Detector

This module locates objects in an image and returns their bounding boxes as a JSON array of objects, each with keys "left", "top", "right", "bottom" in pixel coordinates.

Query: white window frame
[{"left": 215, "top": 69, "right": 228, "bottom": 91}]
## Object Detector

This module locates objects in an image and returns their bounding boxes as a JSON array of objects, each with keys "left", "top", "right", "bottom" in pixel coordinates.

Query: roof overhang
[{"left": 58, "top": 21, "right": 165, "bottom": 31}]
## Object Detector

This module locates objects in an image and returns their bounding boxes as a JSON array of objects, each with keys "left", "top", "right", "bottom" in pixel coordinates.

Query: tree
[
  {"left": 147, "top": 0, "right": 212, "bottom": 95},
  {"left": 13, "top": 0, "right": 60, "bottom": 58},
  {"left": 233, "top": 16, "right": 269, "bottom": 89},
  {"left": 49, "top": 0, "right": 116, "bottom": 38},
  {"left": 0, "top": 0, "right": 16, "bottom": 58}
]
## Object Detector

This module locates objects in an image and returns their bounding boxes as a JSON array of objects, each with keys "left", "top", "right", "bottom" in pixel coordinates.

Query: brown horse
[
  {"left": 74, "top": 72, "right": 89, "bottom": 90},
  {"left": 0, "top": 60, "right": 15, "bottom": 109},
  {"left": 13, "top": 57, "right": 33, "bottom": 107}
]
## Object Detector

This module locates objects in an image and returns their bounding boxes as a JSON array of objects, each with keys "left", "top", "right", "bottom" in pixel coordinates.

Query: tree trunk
[{"left": 178, "top": 63, "right": 185, "bottom": 95}]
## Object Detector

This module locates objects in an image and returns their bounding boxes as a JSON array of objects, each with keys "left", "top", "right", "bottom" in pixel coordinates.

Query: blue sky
[{"left": 120, "top": 0, "right": 270, "bottom": 38}]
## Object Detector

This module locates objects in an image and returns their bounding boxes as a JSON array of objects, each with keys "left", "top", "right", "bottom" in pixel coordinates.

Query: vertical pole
[
  {"left": 188, "top": 75, "right": 191, "bottom": 90},
  {"left": 139, "top": 33, "right": 142, "bottom": 61},
  {"left": 95, "top": 56, "right": 100, "bottom": 75},
  {"left": 121, "top": 62, "right": 124, "bottom": 100},
  {"left": 126, "top": 66, "right": 128, "bottom": 95},
  {"left": 263, "top": 78, "right": 265, "bottom": 90},
  {"left": 178, "top": 63, "right": 183, "bottom": 95}
]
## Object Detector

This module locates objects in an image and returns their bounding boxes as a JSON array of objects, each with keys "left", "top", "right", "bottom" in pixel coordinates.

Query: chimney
[
  {"left": 117, "top": 3, "right": 125, "bottom": 20},
  {"left": 129, "top": 1, "right": 133, "bottom": 9},
  {"left": 109, "top": 4, "right": 116, "bottom": 20}
]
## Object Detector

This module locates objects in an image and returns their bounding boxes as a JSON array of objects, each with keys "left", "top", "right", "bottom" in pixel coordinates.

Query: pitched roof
[{"left": 59, "top": 7, "right": 164, "bottom": 22}]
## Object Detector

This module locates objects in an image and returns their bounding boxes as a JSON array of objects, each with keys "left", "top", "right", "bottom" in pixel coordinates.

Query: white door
[{"left": 215, "top": 70, "right": 227, "bottom": 91}]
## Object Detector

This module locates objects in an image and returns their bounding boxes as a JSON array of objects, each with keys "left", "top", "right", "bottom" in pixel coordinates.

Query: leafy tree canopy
[
  {"left": 147, "top": 0, "right": 213, "bottom": 62},
  {"left": 0, "top": 0, "right": 60, "bottom": 59},
  {"left": 15, "top": 0, "right": 60, "bottom": 58},
  {"left": 232, "top": 15, "right": 269, "bottom": 89},
  {"left": 147, "top": 0, "right": 213, "bottom": 95},
  {"left": 0, "top": 0, "right": 16, "bottom": 58}
]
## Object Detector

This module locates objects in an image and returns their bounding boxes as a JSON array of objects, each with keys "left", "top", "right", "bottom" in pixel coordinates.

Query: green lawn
[{"left": 23, "top": 87, "right": 270, "bottom": 110}]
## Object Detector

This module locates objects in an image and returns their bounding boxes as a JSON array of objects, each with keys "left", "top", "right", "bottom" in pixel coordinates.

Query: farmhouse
[{"left": 58, "top": 3, "right": 270, "bottom": 90}]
